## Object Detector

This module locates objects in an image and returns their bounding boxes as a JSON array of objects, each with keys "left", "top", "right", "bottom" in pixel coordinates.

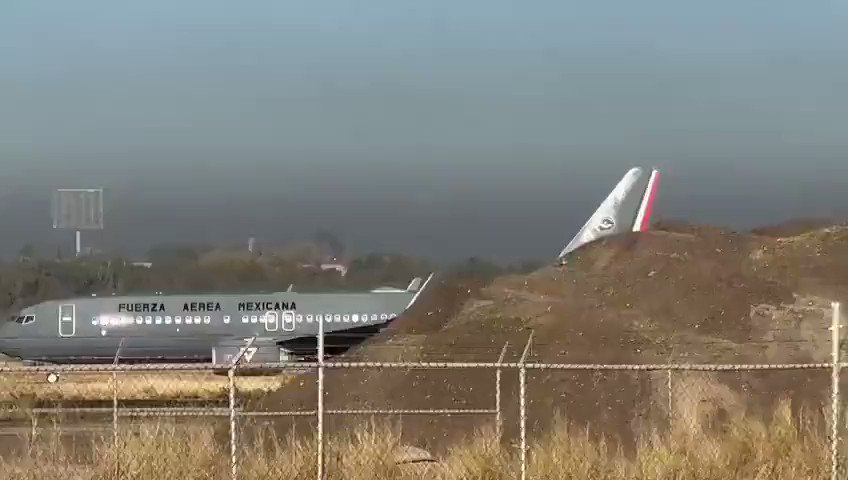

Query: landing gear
[{"left": 46, "top": 372, "right": 59, "bottom": 384}]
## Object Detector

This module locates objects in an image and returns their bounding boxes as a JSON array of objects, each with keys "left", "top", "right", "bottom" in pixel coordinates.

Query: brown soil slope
[{"left": 256, "top": 223, "right": 848, "bottom": 451}]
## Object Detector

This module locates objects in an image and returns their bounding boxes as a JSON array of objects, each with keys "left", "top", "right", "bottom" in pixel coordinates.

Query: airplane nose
[{"left": 0, "top": 324, "right": 18, "bottom": 358}]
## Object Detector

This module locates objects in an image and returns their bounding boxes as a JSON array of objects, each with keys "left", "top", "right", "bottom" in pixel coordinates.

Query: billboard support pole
[{"left": 52, "top": 188, "right": 103, "bottom": 258}]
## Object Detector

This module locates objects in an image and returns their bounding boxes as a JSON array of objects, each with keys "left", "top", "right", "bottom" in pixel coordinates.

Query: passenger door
[
  {"left": 264, "top": 311, "right": 278, "bottom": 332},
  {"left": 58, "top": 304, "right": 76, "bottom": 337},
  {"left": 282, "top": 310, "right": 296, "bottom": 332}
]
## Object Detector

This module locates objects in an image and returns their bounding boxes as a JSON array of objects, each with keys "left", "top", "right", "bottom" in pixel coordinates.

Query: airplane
[{"left": 0, "top": 166, "right": 660, "bottom": 375}]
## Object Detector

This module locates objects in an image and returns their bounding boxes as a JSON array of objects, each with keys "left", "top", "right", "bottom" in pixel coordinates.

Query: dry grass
[
  {"left": 0, "top": 400, "right": 834, "bottom": 480},
  {"left": 0, "top": 371, "right": 294, "bottom": 402}
]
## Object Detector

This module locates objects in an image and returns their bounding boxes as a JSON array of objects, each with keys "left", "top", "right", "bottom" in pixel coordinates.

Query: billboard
[{"left": 52, "top": 188, "right": 104, "bottom": 230}]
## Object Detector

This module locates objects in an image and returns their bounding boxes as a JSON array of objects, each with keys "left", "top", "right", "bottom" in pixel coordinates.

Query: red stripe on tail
[{"left": 637, "top": 170, "right": 660, "bottom": 231}]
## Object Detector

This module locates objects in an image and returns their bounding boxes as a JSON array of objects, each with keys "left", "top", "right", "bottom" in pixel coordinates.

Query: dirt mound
[
  {"left": 750, "top": 218, "right": 845, "bottom": 238},
  {"left": 255, "top": 223, "right": 848, "bottom": 451}
]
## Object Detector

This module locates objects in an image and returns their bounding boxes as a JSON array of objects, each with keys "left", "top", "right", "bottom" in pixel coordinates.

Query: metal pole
[
  {"left": 112, "top": 371, "right": 118, "bottom": 443},
  {"left": 667, "top": 370, "right": 672, "bottom": 423},
  {"left": 112, "top": 338, "right": 123, "bottom": 477},
  {"left": 229, "top": 367, "right": 237, "bottom": 480},
  {"left": 832, "top": 301, "right": 842, "bottom": 480},
  {"left": 229, "top": 336, "right": 255, "bottom": 480},
  {"left": 75, "top": 230, "right": 81, "bottom": 257},
  {"left": 519, "top": 332, "right": 534, "bottom": 480},
  {"left": 495, "top": 342, "right": 508, "bottom": 441},
  {"left": 29, "top": 415, "right": 37, "bottom": 451},
  {"left": 317, "top": 313, "right": 325, "bottom": 480}
]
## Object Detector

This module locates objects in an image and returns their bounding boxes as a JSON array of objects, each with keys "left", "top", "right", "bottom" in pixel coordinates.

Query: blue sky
[{"left": 2, "top": 1, "right": 848, "bottom": 260}]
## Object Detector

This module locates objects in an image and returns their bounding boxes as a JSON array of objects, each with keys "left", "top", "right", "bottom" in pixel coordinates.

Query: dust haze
[{"left": 2, "top": 1, "right": 848, "bottom": 260}]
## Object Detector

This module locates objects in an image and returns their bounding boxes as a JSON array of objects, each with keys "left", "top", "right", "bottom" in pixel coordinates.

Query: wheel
[{"left": 46, "top": 373, "right": 59, "bottom": 384}]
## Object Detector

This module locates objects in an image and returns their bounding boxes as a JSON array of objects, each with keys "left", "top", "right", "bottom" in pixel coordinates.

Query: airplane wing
[{"left": 557, "top": 167, "right": 660, "bottom": 260}]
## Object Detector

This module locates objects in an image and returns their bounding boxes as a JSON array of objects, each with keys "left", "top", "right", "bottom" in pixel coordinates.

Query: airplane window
[
  {"left": 352, "top": 314, "right": 359, "bottom": 323},
  {"left": 100, "top": 317, "right": 109, "bottom": 326},
  {"left": 22, "top": 315, "right": 35, "bottom": 325},
  {"left": 155, "top": 316, "right": 162, "bottom": 325},
  {"left": 203, "top": 316, "right": 210, "bottom": 324},
  {"left": 165, "top": 316, "right": 172, "bottom": 324},
  {"left": 241, "top": 315, "right": 249, "bottom": 323},
  {"left": 389, "top": 313, "right": 397, "bottom": 319},
  {"left": 136, "top": 316, "right": 143, "bottom": 324},
  {"left": 371, "top": 314, "right": 378, "bottom": 321},
  {"left": 175, "top": 316, "right": 182, "bottom": 324},
  {"left": 296, "top": 314, "right": 303, "bottom": 322},
  {"left": 91, "top": 316, "right": 98, "bottom": 325},
  {"left": 306, "top": 314, "right": 313, "bottom": 323},
  {"left": 223, "top": 315, "right": 230, "bottom": 324},
  {"left": 250, "top": 315, "right": 258, "bottom": 323},
  {"left": 184, "top": 316, "right": 192, "bottom": 324},
  {"left": 334, "top": 314, "right": 341, "bottom": 322},
  {"left": 145, "top": 316, "right": 152, "bottom": 325},
  {"left": 194, "top": 316, "right": 201, "bottom": 324},
  {"left": 343, "top": 314, "right": 350, "bottom": 323},
  {"left": 380, "top": 314, "right": 388, "bottom": 320}
]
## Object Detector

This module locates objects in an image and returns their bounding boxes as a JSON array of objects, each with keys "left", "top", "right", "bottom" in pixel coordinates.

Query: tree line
[{"left": 1, "top": 242, "right": 544, "bottom": 316}]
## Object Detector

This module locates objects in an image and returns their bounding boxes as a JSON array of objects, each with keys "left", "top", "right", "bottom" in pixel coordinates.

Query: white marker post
[
  {"left": 229, "top": 336, "right": 255, "bottom": 480},
  {"left": 832, "top": 301, "right": 842, "bottom": 480},
  {"left": 519, "top": 332, "right": 534, "bottom": 480},
  {"left": 317, "top": 313, "right": 325, "bottom": 480}
]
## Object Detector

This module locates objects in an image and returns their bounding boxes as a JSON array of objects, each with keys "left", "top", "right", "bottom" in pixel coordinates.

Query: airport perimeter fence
[{"left": 0, "top": 302, "right": 846, "bottom": 479}]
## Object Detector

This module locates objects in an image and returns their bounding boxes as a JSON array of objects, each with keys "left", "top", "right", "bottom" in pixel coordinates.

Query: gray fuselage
[{"left": 0, "top": 288, "right": 419, "bottom": 363}]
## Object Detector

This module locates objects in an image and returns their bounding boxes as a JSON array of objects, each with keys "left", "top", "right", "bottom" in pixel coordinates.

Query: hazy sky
[{"left": 2, "top": 1, "right": 848, "bottom": 261}]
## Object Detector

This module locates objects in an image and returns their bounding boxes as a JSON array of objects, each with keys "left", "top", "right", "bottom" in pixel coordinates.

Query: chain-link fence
[{"left": 0, "top": 302, "right": 845, "bottom": 479}]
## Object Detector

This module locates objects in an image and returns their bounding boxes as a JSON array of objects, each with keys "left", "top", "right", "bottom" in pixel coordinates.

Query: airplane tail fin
[{"left": 557, "top": 167, "right": 660, "bottom": 260}]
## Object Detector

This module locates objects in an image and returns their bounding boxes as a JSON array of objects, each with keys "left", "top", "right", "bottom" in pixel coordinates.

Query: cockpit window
[{"left": 12, "top": 315, "right": 35, "bottom": 325}]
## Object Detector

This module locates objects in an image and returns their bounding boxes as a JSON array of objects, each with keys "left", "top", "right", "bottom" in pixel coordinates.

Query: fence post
[
  {"left": 519, "top": 332, "right": 534, "bottom": 480},
  {"left": 317, "top": 312, "right": 325, "bottom": 480},
  {"left": 112, "top": 338, "right": 124, "bottom": 478},
  {"left": 229, "top": 336, "right": 256, "bottom": 480},
  {"left": 495, "top": 342, "right": 508, "bottom": 442},
  {"left": 29, "top": 414, "right": 37, "bottom": 449},
  {"left": 112, "top": 370, "right": 118, "bottom": 445},
  {"left": 667, "top": 369, "right": 672, "bottom": 425},
  {"left": 229, "top": 367, "right": 238, "bottom": 480},
  {"left": 832, "top": 301, "right": 842, "bottom": 480}
]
